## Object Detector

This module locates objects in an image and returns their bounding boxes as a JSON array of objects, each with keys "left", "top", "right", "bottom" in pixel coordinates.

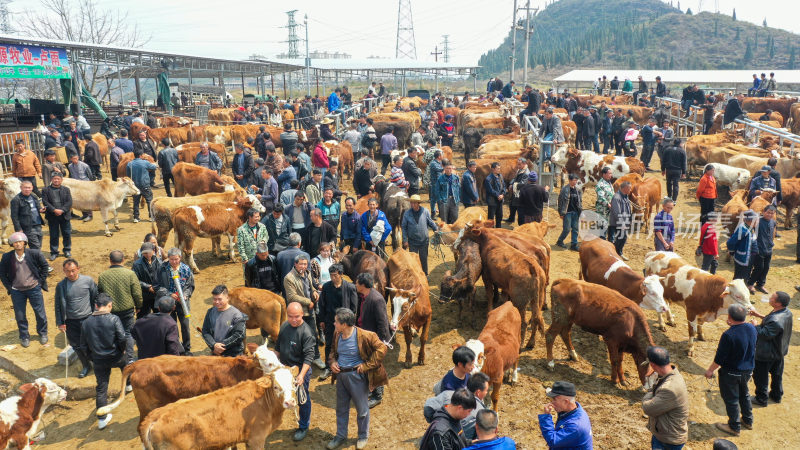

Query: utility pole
[
  {"left": 284, "top": 10, "right": 300, "bottom": 98},
  {"left": 395, "top": 0, "right": 417, "bottom": 59},
  {"left": 304, "top": 14, "right": 311, "bottom": 96},
  {"left": 441, "top": 35, "right": 450, "bottom": 63},
  {"left": 430, "top": 45, "right": 442, "bottom": 62},
  {"left": 510, "top": 0, "right": 517, "bottom": 81},
  {"left": 520, "top": 2, "right": 538, "bottom": 85}
]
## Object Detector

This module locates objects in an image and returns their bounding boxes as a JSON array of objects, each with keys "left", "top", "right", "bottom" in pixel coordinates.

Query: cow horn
[
  {"left": 640, "top": 359, "right": 650, "bottom": 367},
  {"left": 385, "top": 287, "right": 397, "bottom": 292},
  {"left": 465, "top": 221, "right": 473, "bottom": 228}
]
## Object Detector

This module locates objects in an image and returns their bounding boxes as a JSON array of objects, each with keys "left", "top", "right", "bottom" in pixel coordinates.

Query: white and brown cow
[
  {"left": 61, "top": 177, "right": 140, "bottom": 237},
  {"left": 644, "top": 251, "right": 752, "bottom": 355},
  {"left": 172, "top": 195, "right": 265, "bottom": 273},
  {"left": 387, "top": 249, "right": 432, "bottom": 368},
  {"left": 578, "top": 238, "right": 668, "bottom": 313},
  {"left": 550, "top": 146, "right": 645, "bottom": 188},
  {"left": 0, "top": 177, "right": 21, "bottom": 244},
  {"left": 0, "top": 377, "right": 67, "bottom": 448}
]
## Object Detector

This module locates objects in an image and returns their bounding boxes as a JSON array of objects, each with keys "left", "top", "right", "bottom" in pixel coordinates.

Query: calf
[
  {"left": 172, "top": 196, "right": 265, "bottom": 272},
  {"left": 547, "top": 279, "right": 654, "bottom": 388},
  {"left": 644, "top": 251, "right": 752, "bottom": 355},
  {"left": 578, "top": 238, "right": 668, "bottom": 315},
  {"left": 437, "top": 206, "right": 486, "bottom": 247},
  {"left": 229, "top": 287, "right": 287, "bottom": 344},
  {"left": 440, "top": 239, "right": 482, "bottom": 327},
  {"left": 334, "top": 248, "right": 389, "bottom": 296},
  {"left": 629, "top": 176, "right": 662, "bottom": 233},
  {"left": 61, "top": 178, "right": 140, "bottom": 237},
  {"left": 171, "top": 162, "right": 233, "bottom": 197},
  {"left": 780, "top": 178, "right": 800, "bottom": 229},
  {"left": 461, "top": 223, "right": 546, "bottom": 349},
  {"left": 0, "top": 177, "right": 21, "bottom": 244},
  {"left": 463, "top": 219, "right": 550, "bottom": 286},
  {"left": 720, "top": 189, "right": 749, "bottom": 237},
  {"left": 387, "top": 250, "right": 432, "bottom": 367},
  {"left": 0, "top": 378, "right": 67, "bottom": 448},
  {"left": 551, "top": 146, "right": 645, "bottom": 188},
  {"left": 140, "top": 368, "right": 297, "bottom": 450},
  {"left": 150, "top": 190, "right": 249, "bottom": 248},
  {"left": 98, "top": 345, "right": 282, "bottom": 423},
  {"left": 708, "top": 163, "right": 752, "bottom": 191},
  {"left": 116, "top": 152, "right": 156, "bottom": 178},
  {"left": 464, "top": 302, "right": 521, "bottom": 409}
]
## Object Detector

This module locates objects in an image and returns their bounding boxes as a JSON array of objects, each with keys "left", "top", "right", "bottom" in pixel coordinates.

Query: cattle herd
[{"left": 1, "top": 87, "right": 799, "bottom": 448}]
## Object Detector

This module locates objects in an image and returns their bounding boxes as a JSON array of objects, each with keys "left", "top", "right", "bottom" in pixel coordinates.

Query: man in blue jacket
[
  {"left": 436, "top": 161, "right": 460, "bottom": 225},
  {"left": 538, "top": 381, "right": 593, "bottom": 449},
  {"left": 727, "top": 210, "right": 757, "bottom": 282},
  {"left": 484, "top": 163, "right": 505, "bottom": 225},
  {"left": 328, "top": 88, "right": 342, "bottom": 114},
  {"left": 465, "top": 409, "right": 517, "bottom": 450},
  {"left": 461, "top": 161, "right": 479, "bottom": 208},
  {"left": 126, "top": 149, "right": 158, "bottom": 223}
]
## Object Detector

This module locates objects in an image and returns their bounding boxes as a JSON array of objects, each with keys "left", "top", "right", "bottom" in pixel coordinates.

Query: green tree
[
  {"left": 743, "top": 40, "right": 753, "bottom": 65},
  {"left": 769, "top": 37, "right": 775, "bottom": 59},
  {"left": 686, "top": 7, "right": 692, "bottom": 15},
  {"left": 763, "top": 18, "right": 767, "bottom": 27},
  {"left": 735, "top": 28, "right": 740, "bottom": 41},
  {"left": 789, "top": 47, "right": 796, "bottom": 70},
  {"left": 732, "top": 8, "right": 736, "bottom": 20},
  {"left": 668, "top": 55, "right": 675, "bottom": 69}
]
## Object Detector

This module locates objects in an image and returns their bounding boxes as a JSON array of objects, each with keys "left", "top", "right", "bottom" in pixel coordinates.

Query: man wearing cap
[
  {"left": 705, "top": 304, "right": 757, "bottom": 436},
  {"left": 402, "top": 147, "right": 423, "bottom": 196},
  {"left": 519, "top": 171, "right": 550, "bottom": 224},
  {"left": 538, "top": 381, "right": 593, "bottom": 449},
  {"left": 132, "top": 242, "right": 162, "bottom": 319},
  {"left": 10, "top": 180, "right": 46, "bottom": 250},
  {"left": 727, "top": 210, "right": 757, "bottom": 283},
  {"left": 42, "top": 149, "right": 67, "bottom": 188},
  {"left": 748, "top": 205, "right": 776, "bottom": 295},
  {"left": 42, "top": 170, "right": 72, "bottom": 260},
  {"left": 55, "top": 258, "right": 97, "bottom": 377},
  {"left": 401, "top": 194, "right": 439, "bottom": 275},
  {"left": 131, "top": 291, "right": 183, "bottom": 359},
  {"left": 201, "top": 285, "right": 247, "bottom": 357},
  {"left": 642, "top": 346, "right": 689, "bottom": 449},
  {"left": 461, "top": 161, "right": 479, "bottom": 208},
  {"left": 0, "top": 232, "right": 50, "bottom": 347},
  {"left": 540, "top": 107, "right": 564, "bottom": 161},
  {"left": 556, "top": 174, "right": 582, "bottom": 251},
  {"left": 11, "top": 139, "right": 42, "bottom": 197},
  {"left": 506, "top": 158, "right": 530, "bottom": 225},
  {"left": 749, "top": 165, "right": 777, "bottom": 202}
]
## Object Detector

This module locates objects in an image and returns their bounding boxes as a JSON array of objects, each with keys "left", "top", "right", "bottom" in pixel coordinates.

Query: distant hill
[{"left": 477, "top": 0, "right": 799, "bottom": 79}]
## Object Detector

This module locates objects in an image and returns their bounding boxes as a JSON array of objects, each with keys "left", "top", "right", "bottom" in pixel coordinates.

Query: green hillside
[{"left": 477, "top": 0, "right": 800, "bottom": 77}]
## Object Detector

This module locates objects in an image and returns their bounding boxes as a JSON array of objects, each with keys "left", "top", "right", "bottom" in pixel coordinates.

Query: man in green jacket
[
  {"left": 642, "top": 346, "right": 689, "bottom": 449},
  {"left": 237, "top": 208, "right": 269, "bottom": 265},
  {"left": 97, "top": 250, "right": 142, "bottom": 363}
]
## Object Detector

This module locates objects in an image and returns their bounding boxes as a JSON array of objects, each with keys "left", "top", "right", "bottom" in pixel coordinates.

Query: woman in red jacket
[
  {"left": 698, "top": 214, "right": 719, "bottom": 274},
  {"left": 696, "top": 164, "right": 717, "bottom": 223},
  {"left": 312, "top": 139, "right": 330, "bottom": 178}
]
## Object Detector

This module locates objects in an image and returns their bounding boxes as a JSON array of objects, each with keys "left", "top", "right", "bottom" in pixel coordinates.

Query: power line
[
  {"left": 441, "top": 35, "right": 450, "bottom": 63},
  {"left": 395, "top": 0, "right": 417, "bottom": 59}
]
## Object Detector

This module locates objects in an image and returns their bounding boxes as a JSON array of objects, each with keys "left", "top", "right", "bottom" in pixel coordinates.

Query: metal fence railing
[
  {"left": 0, "top": 130, "right": 46, "bottom": 177},
  {"left": 655, "top": 97, "right": 703, "bottom": 136},
  {"left": 195, "top": 105, "right": 211, "bottom": 125},
  {"left": 326, "top": 103, "right": 363, "bottom": 137},
  {"left": 734, "top": 118, "right": 800, "bottom": 154}
]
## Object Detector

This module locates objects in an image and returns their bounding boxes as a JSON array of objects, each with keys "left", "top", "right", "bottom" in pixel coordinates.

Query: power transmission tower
[
  {"left": 0, "top": 0, "right": 13, "bottom": 34},
  {"left": 441, "top": 35, "right": 450, "bottom": 63},
  {"left": 395, "top": 0, "right": 417, "bottom": 59},
  {"left": 284, "top": 10, "right": 300, "bottom": 58}
]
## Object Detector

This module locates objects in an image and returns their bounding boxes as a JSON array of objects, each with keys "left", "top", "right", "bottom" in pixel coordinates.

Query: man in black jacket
[
  {"left": 750, "top": 291, "right": 792, "bottom": 406},
  {"left": 402, "top": 147, "right": 423, "bottom": 196},
  {"left": 317, "top": 264, "right": 358, "bottom": 381},
  {"left": 244, "top": 242, "right": 282, "bottom": 295},
  {"left": 353, "top": 158, "right": 374, "bottom": 198},
  {"left": 231, "top": 143, "right": 254, "bottom": 189},
  {"left": 131, "top": 295, "right": 184, "bottom": 359},
  {"left": 201, "top": 285, "right": 247, "bottom": 357},
  {"left": 132, "top": 243, "right": 161, "bottom": 319},
  {"left": 419, "top": 388, "right": 477, "bottom": 450},
  {"left": 0, "top": 232, "right": 50, "bottom": 347},
  {"left": 10, "top": 180, "right": 46, "bottom": 250},
  {"left": 82, "top": 134, "right": 103, "bottom": 180},
  {"left": 519, "top": 85, "right": 541, "bottom": 125},
  {"left": 661, "top": 139, "right": 687, "bottom": 201},
  {"left": 518, "top": 172, "right": 550, "bottom": 223},
  {"left": 80, "top": 293, "right": 127, "bottom": 429},
  {"left": 132, "top": 130, "right": 157, "bottom": 187},
  {"left": 304, "top": 208, "right": 337, "bottom": 259},
  {"left": 723, "top": 94, "right": 746, "bottom": 127},
  {"left": 42, "top": 171, "right": 72, "bottom": 259},
  {"left": 355, "top": 272, "right": 390, "bottom": 406},
  {"left": 264, "top": 204, "right": 292, "bottom": 252}
]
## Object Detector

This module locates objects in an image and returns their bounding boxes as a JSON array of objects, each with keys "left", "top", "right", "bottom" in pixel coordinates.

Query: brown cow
[
  {"left": 325, "top": 140, "right": 354, "bottom": 179},
  {"left": 546, "top": 279, "right": 654, "bottom": 388},
  {"left": 720, "top": 189, "right": 749, "bottom": 237},
  {"left": 460, "top": 223, "right": 546, "bottom": 349},
  {"left": 116, "top": 152, "right": 156, "bottom": 178},
  {"left": 578, "top": 238, "right": 669, "bottom": 316},
  {"left": 629, "top": 177, "right": 662, "bottom": 233},
  {"left": 172, "top": 196, "right": 265, "bottom": 272},
  {"left": 464, "top": 302, "right": 521, "bottom": 409},
  {"left": 387, "top": 250, "right": 432, "bottom": 367},
  {"left": 139, "top": 368, "right": 297, "bottom": 449},
  {"left": 466, "top": 219, "right": 550, "bottom": 287},
  {"left": 334, "top": 249, "right": 389, "bottom": 296},
  {"left": 437, "top": 206, "right": 487, "bottom": 246},
  {"left": 551, "top": 146, "right": 645, "bottom": 188},
  {"left": 176, "top": 142, "right": 227, "bottom": 167},
  {"left": 742, "top": 97, "right": 797, "bottom": 126},
  {"left": 440, "top": 238, "right": 482, "bottom": 327},
  {"left": 97, "top": 345, "right": 284, "bottom": 423},
  {"left": 513, "top": 221, "right": 556, "bottom": 239},
  {"left": 789, "top": 102, "right": 800, "bottom": 134},
  {"left": 228, "top": 287, "right": 287, "bottom": 344},
  {"left": 643, "top": 251, "right": 752, "bottom": 355},
  {"left": 780, "top": 178, "right": 800, "bottom": 229},
  {"left": 171, "top": 162, "right": 233, "bottom": 197},
  {"left": 150, "top": 190, "right": 248, "bottom": 248},
  {"left": 612, "top": 173, "right": 643, "bottom": 191}
]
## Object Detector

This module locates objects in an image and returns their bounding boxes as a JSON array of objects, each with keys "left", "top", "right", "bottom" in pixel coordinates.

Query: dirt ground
[{"left": 1, "top": 146, "right": 799, "bottom": 450}]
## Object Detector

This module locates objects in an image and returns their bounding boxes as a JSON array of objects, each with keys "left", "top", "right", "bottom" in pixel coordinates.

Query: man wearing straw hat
[{"left": 401, "top": 194, "right": 439, "bottom": 275}]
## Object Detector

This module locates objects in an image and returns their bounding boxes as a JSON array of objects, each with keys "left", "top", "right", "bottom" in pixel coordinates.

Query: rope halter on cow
[{"left": 382, "top": 286, "right": 418, "bottom": 350}]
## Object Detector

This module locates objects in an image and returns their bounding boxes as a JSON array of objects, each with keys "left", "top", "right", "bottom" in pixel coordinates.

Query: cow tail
[
  {"left": 96, "top": 366, "right": 132, "bottom": 417},
  {"left": 142, "top": 422, "right": 155, "bottom": 450},
  {"left": 279, "top": 295, "right": 287, "bottom": 323},
  {"left": 577, "top": 255, "right": 584, "bottom": 280}
]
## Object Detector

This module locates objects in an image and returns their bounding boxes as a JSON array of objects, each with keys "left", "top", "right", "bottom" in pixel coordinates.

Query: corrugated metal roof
[
  {"left": 554, "top": 70, "right": 800, "bottom": 85},
  {"left": 258, "top": 57, "right": 479, "bottom": 73}
]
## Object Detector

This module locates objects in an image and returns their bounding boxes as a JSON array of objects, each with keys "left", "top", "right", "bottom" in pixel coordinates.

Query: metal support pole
[
  {"left": 316, "top": 70, "right": 320, "bottom": 97},
  {"left": 510, "top": 0, "right": 517, "bottom": 80},
  {"left": 523, "top": 0, "right": 531, "bottom": 85},
  {"left": 116, "top": 53, "right": 124, "bottom": 107},
  {"left": 241, "top": 73, "right": 246, "bottom": 100},
  {"left": 72, "top": 50, "right": 83, "bottom": 115},
  {"left": 304, "top": 14, "right": 311, "bottom": 96},
  {"left": 134, "top": 76, "right": 142, "bottom": 108},
  {"left": 188, "top": 68, "right": 193, "bottom": 105},
  {"left": 271, "top": 74, "right": 275, "bottom": 95},
  {"left": 283, "top": 73, "right": 287, "bottom": 99}
]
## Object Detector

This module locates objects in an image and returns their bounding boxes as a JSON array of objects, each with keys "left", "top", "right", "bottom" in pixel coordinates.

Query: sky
[{"left": 8, "top": 0, "right": 800, "bottom": 65}]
